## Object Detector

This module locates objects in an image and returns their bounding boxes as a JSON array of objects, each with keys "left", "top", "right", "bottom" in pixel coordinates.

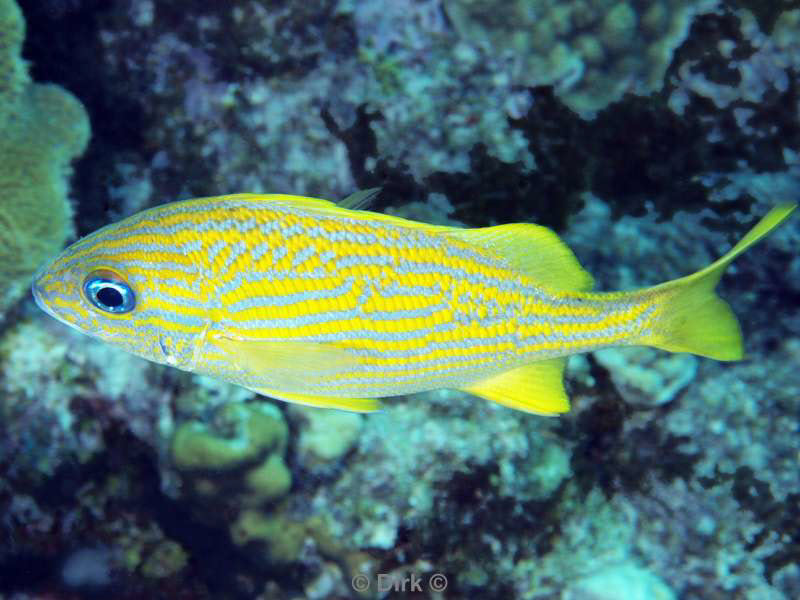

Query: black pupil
[{"left": 97, "top": 285, "right": 123, "bottom": 308}]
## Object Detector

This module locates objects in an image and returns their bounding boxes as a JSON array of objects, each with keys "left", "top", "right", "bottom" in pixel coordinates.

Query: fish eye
[{"left": 83, "top": 270, "right": 136, "bottom": 314}]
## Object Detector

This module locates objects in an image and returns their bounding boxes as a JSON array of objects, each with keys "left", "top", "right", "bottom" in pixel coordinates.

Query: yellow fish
[{"left": 32, "top": 192, "right": 796, "bottom": 414}]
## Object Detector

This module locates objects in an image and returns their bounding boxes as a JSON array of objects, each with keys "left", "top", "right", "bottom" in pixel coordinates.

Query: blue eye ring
[{"left": 83, "top": 269, "right": 136, "bottom": 314}]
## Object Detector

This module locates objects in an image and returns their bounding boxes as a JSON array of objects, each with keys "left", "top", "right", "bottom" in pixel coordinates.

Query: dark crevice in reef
[
  {"left": 364, "top": 360, "right": 706, "bottom": 598},
  {"left": 328, "top": 10, "right": 797, "bottom": 236},
  {"left": 326, "top": 85, "right": 762, "bottom": 233},
  {"left": 16, "top": 0, "right": 148, "bottom": 236},
  {"left": 0, "top": 553, "right": 58, "bottom": 596},
  {"left": 725, "top": 0, "right": 800, "bottom": 33},
  {"left": 322, "top": 104, "right": 431, "bottom": 211},
  {"left": 667, "top": 8, "right": 759, "bottom": 86},
  {"left": 0, "top": 411, "right": 303, "bottom": 599},
  {"left": 98, "top": 419, "right": 312, "bottom": 599},
  {"left": 429, "top": 138, "right": 586, "bottom": 232},
  {"left": 558, "top": 356, "right": 702, "bottom": 500},
  {"left": 18, "top": 1, "right": 360, "bottom": 237},
  {"left": 387, "top": 462, "right": 562, "bottom": 599}
]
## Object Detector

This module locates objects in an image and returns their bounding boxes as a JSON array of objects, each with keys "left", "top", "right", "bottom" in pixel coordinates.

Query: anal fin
[
  {"left": 251, "top": 387, "right": 381, "bottom": 413},
  {"left": 463, "top": 358, "right": 569, "bottom": 415}
]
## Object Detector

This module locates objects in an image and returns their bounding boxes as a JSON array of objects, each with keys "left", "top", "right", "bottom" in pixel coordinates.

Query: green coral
[
  {"left": 243, "top": 453, "right": 292, "bottom": 505},
  {"left": 443, "top": 0, "right": 717, "bottom": 115},
  {"left": 140, "top": 540, "right": 188, "bottom": 580},
  {"left": 0, "top": 0, "right": 26, "bottom": 108},
  {"left": 230, "top": 509, "right": 307, "bottom": 564},
  {"left": 0, "top": 0, "right": 89, "bottom": 317},
  {"left": 170, "top": 402, "right": 292, "bottom": 506},
  {"left": 230, "top": 508, "right": 375, "bottom": 585}
]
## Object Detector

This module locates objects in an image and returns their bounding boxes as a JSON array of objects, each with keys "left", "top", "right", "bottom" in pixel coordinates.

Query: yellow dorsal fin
[
  {"left": 250, "top": 387, "right": 380, "bottom": 413},
  {"left": 446, "top": 224, "right": 594, "bottom": 291},
  {"left": 463, "top": 358, "right": 569, "bottom": 415},
  {"left": 212, "top": 337, "right": 379, "bottom": 411}
]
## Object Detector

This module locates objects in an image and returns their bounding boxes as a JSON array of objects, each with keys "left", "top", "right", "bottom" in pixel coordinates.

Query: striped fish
[{"left": 32, "top": 193, "right": 796, "bottom": 414}]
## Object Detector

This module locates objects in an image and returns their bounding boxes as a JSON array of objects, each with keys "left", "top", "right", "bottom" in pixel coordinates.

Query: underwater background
[{"left": 0, "top": 0, "right": 798, "bottom": 598}]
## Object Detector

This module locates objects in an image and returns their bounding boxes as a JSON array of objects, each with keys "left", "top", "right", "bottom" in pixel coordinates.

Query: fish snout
[
  {"left": 31, "top": 272, "right": 58, "bottom": 318},
  {"left": 31, "top": 260, "right": 69, "bottom": 319},
  {"left": 31, "top": 267, "right": 88, "bottom": 333},
  {"left": 31, "top": 279, "right": 46, "bottom": 310},
  {"left": 31, "top": 261, "right": 52, "bottom": 307}
]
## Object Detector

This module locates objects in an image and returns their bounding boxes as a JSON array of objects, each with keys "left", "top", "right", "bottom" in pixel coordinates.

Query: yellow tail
[{"left": 643, "top": 204, "right": 796, "bottom": 360}]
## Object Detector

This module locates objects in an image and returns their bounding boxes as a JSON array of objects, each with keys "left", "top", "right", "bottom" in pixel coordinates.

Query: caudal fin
[{"left": 644, "top": 204, "right": 796, "bottom": 360}]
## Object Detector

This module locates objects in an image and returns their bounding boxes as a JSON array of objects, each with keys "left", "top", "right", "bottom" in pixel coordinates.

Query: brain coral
[
  {"left": 443, "top": 0, "right": 718, "bottom": 116},
  {"left": 0, "top": 0, "right": 89, "bottom": 317}
]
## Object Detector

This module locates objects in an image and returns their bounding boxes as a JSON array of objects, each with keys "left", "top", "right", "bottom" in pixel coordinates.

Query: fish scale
[{"left": 32, "top": 194, "right": 796, "bottom": 414}]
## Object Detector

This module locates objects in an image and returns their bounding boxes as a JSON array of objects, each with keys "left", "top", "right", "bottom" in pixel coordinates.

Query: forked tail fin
[{"left": 642, "top": 204, "right": 796, "bottom": 360}]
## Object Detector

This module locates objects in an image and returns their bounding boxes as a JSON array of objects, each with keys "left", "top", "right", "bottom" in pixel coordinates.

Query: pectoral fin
[
  {"left": 463, "top": 358, "right": 569, "bottom": 415},
  {"left": 213, "top": 337, "right": 363, "bottom": 379},
  {"left": 213, "top": 337, "right": 378, "bottom": 411}
]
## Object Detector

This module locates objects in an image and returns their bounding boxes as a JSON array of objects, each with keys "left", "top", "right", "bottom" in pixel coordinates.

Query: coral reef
[
  {"left": 0, "top": 0, "right": 89, "bottom": 319},
  {"left": 0, "top": 1, "right": 798, "bottom": 599},
  {"left": 562, "top": 562, "right": 676, "bottom": 600},
  {"left": 289, "top": 405, "right": 363, "bottom": 472},
  {"left": 170, "top": 401, "right": 291, "bottom": 507},
  {"left": 444, "top": 0, "right": 718, "bottom": 116}
]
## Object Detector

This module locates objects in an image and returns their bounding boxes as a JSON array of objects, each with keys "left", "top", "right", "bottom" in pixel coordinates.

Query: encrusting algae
[{"left": 31, "top": 190, "right": 796, "bottom": 414}]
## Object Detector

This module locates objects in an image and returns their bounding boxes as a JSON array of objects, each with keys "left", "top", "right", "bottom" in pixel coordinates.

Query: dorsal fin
[{"left": 446, "top": 223, "right": 594, "bottom": 291}]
